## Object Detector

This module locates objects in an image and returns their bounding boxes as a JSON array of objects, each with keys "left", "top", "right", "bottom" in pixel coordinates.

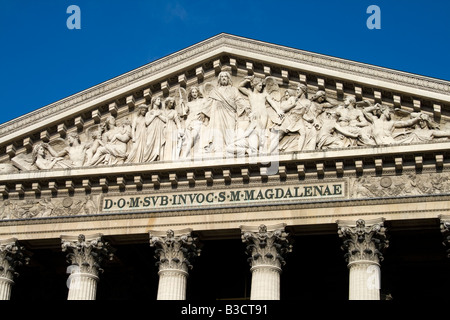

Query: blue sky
[{"left": 0, "top": 0, "right": 449, "bottom": 124}]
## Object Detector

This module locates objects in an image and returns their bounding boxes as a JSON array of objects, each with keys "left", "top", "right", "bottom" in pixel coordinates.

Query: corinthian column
[
  {"left": 240, "top": 224, "right": 292, "bottom": 300},
  {"left": 337, "top": 218, "right": 389, "bottom": 300},
  {"left": 149, "top": 229, "right": 200, "bottom": 300},
  {"left": 61, "top": 233, "right": 114, "bottom": 300},
  {"left": 0, "top": 238, "right": 29, "bottom": 300}
]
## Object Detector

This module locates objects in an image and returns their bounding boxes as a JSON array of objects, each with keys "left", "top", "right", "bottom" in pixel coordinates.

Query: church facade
[{"left": 0, "top": 34, "right": 449, "bottom": 301}]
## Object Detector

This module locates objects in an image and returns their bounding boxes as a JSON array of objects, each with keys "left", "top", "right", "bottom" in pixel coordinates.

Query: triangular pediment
[{"left": 0, "top": 33, "right": 449, "bottom": 193}]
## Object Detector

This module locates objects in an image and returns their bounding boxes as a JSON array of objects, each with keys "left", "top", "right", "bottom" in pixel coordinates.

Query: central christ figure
[{"left": 202, "top": 71, "right": 247, "bottom": 156}]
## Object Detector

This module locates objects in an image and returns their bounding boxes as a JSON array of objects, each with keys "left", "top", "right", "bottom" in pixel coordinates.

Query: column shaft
[
  {"left": 250, "top": 265, "right": 281, "bottom": 300},
  {"left": 67, "top": 273, "right": 99, "bottom": 300},
  {"left": 157, "top": 270, "right": 188, "bottom": 300},
  {"left": 0, "top": 277, "right": 14, "bottom": 300},
  {"left": 348, "top": 261, "right": 380, "bottom": 300}
]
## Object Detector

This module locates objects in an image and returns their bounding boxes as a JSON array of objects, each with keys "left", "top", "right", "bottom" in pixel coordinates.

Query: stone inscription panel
[
  {"left": 1, "top": 172, "right": 449, "bottom": 222},
  {"left": 101, "top": 180, "right": 347, "bottom": 213}
]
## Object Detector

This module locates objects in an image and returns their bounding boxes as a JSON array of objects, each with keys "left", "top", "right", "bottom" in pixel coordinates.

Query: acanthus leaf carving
[
  {"left": 0, "top": 238, "right": 30, "bottom": 280},
  {"left": 61, "top": 234, "right": 115, "bottom": 277},
  {"left": 338, "top": 219, "right": 389, "bottom": 265},
  {"left": 241, "top": 224, "right": 292, "bottom": 269},
  {"left": 440, "top": 218, "right": 450, "bottom": 258},
  {"left": 149, "top": 229, "right": 201, "bottom": 273}
]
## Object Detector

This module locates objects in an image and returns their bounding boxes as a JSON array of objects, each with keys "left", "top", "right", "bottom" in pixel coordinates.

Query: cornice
[
  {"left": 221, "top": 35, "right": 450, "bottom": 96},
  {"left": 0, "top": 140, "right": 448, "bottom": 183},
  {"left": 0, "top": 33, "right": 226, "bottom": 141},
  {"left": 1, "top": 33, "right": 449, "bottom": 144}
]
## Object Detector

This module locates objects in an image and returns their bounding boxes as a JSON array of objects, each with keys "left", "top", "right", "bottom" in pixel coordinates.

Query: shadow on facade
[{"left": 9, "top": 222, "right": 450, "bottom": 300}]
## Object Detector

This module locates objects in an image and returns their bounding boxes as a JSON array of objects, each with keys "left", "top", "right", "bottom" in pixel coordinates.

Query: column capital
[
  {"left": 240, "top": 223, "right": 292, "bottom": 269},
  {"left": 439, "top": 216, "right": 450, "bottom": 258},
  {"left": 440, "top": 218, "right": 450, "bottom": 230},
  {"left": 149, "top": 229, "right": 201, "bottom": 273},
  {"left": 337, "top": 218, "right": 389, "bottom": 265},
  {"left": 60, "top": 233, "right": 115, "bottom": 277},
  {"left": 0, "top": 238, "right": 30, "bottom": 281}
]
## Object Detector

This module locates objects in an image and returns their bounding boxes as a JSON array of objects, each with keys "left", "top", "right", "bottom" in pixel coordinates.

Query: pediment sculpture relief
[{"left": 8, "top": 71, "right": 450, "bottom": 171}]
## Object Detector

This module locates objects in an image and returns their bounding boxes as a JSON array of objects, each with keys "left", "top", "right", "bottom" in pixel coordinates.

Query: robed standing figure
[{"left": 202, "top": 71, "right": 247, "bottom": 155}]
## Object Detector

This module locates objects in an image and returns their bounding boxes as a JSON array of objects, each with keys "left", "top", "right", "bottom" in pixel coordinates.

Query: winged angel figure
[
  {"left": 177, "top": 73, "right": 286, "bottom": 158},
  {"left": 233, "top": 75, "right": 285, "bottom": 155},
  {"left": 176, "top": 85, "right": 207, "bottom": 158}
]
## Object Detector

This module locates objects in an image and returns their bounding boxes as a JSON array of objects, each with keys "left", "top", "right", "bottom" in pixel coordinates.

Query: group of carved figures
[
  {"left": 0, "top": 195, "right": 97, "bottom": 220},
  {"left": 18, "top": 71, "right": 450, "bottom": 170},
  {"left": 351, "top": 172, "right": 450, "bottom": 199}
]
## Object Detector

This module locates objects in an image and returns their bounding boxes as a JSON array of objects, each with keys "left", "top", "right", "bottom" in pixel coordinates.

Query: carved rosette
[
  {"left": 241, "top": 224, "right": 292, "bottom": 270},
  {"left": 338, "top": 219, "right": 389, "bottom": 265},
  {"left": 0, "top": 238, "right": 30, "bottom": 281},
  {"left": 149, "top": 229, "right": 201, "bottom": 274},
  {"left": 61, "top": 233, "right": 114, "bottom": 277}
]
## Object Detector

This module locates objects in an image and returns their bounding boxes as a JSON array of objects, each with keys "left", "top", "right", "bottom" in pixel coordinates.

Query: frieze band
[
  {"left": 101, "top": 181, "right": 346, "bottom": 213},
  {"left": 2, "top": 171, "right": 450, "bottom": 221}
]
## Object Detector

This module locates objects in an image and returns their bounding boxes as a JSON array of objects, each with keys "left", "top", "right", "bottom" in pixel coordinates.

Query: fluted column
[
  {"left": 149, "top": 229, "right": 200, "bottom": 300},
  {"left": 61, "top": 233, "right": 114, "bottom": 300},
  {"left": 337, "top": 218, "right": 389, "bottom": 300},
  {"left": 0, "top": 238, "right": 29, "bottom": 300},
  {"left": 240, "top": 224, "right": 292, "bottom": 300}
]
